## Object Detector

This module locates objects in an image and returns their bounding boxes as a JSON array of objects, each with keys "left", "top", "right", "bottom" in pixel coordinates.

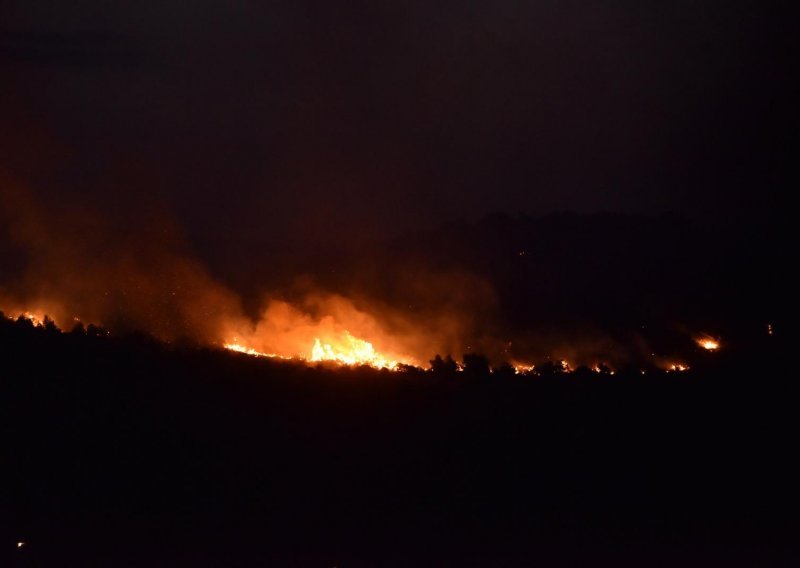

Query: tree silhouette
[
  {"left": 492, "top": 361, "right": 517, "bottom": 379},
  {"left": 462, "top": 353, "right": 490, "bottom": 378},
  {"left": 430, "top": 354, "right": 459, "bottom": 376}
]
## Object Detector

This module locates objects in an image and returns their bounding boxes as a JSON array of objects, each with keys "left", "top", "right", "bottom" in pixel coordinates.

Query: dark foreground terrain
[{"left": 1, "top": 319, "right": 797, "bottom": 567}]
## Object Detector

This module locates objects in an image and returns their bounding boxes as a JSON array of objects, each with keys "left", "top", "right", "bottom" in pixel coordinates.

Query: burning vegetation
[
  {"left": 2, "top": 306, "right": 724, "bottom": 376},
  {"left": 223, "top": 332, "right": 405, "bottom": 370},
  {"left": 696, "top": 336, "right": 720, "bottom": 351},
  {"left": 0, "top": 184, "right": 772, "bottom": 375}
]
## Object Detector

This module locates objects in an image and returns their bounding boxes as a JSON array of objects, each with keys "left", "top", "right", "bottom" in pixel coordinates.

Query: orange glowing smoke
[{"left": 220, "top": 296, "right": 418, "bottom": 370}]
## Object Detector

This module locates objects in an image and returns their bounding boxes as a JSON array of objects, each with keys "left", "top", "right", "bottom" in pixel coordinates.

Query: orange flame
[
  {"left": 223, "top": 342, "right": 281, "bottom": 358},
  {"left": 310, "top": 333, "right": 400, "bottom": 369},
  {"left": 696, "top": 336, "right": 720, "bottom": 351},
  {"left": 219, "top": 296, "right": 418, "bottom": 371},
  {"left": 2, "top": 309, "right": 47, "bottom": 326},
  {"left": 224, "top": 332, "right": 404, "bottom": 370}
]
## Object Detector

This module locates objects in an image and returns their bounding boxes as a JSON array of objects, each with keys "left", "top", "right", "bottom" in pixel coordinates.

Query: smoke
[
  {"left": 0, "top": 177, "right": 659, "bottom": 368},
  {"left": 0, "top": 176, "right": 493, "bottom": 365},
  {"left": 2, "top": 172, "right": 688, "bottom": 370},
  {"left": 222, "top": 294, "right": 415, "bottom": 363},
  {"left": 0, "top": 177, "right": 243, "bottom": 341}
]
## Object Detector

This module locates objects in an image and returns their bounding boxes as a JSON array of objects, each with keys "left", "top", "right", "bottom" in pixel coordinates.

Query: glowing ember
[
  {"left": 667, "top": 363, "right": 690, "bottom": 373},
  {"left": 17, "top": 541, "right": 25, "bottom": 549}
]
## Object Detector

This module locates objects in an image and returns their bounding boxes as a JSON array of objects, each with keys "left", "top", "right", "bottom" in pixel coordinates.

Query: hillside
[{"left": 1, "top": 318, "right": 796, "bottom": 566}]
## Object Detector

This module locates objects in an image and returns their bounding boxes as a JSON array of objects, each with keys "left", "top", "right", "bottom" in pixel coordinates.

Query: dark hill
[{"left": 1, "top": 316, "right": 797, "bottom": 566}]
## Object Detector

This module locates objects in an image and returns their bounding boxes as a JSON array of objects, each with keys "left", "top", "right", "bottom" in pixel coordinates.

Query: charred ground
[{"left": 1, "top": 315, "right": 796, "bottom": 566}]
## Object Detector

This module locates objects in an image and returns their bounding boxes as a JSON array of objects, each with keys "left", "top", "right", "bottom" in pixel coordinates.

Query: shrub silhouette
[{"left": 462, "top": 353, "right": 490, "bottom": 378}]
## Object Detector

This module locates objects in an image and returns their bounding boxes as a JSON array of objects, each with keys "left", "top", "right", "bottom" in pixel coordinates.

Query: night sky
[{"left": 2, "top": 1, "right": 794, "bottom": 254}]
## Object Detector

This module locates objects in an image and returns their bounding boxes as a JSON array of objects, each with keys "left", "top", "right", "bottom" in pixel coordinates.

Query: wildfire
[
  {"left": 310, "top": 333, "right": 400, "bottom": 369},
  {"left": 1, "top": 309, "right": 47, "bottom": 326},
  {"left": 591, "top": 364, "right": 616, "bottom": 375},
  {"left": 224, "top": 331, "right": 405, "bottom": 370},
  {"left": 10, "top": 311, "right": 46, "bottom": 325},
  {"left": 3, "top": 303, "right": 732, "bottom": 378},
  {"left": 223, "top": 342, "right": 282, "bottom": 359},
  {"left": 696, "top": 336, "right": 720, "bottom": 351},
  {"left": 24, "top": 312, "right": 46, "bottom": 325},
  {"left": 513, "top": 363, "right": 536, "bottom": 375}
]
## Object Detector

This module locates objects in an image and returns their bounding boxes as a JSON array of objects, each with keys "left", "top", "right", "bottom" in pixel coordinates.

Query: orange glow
[
  {"left": 2, "top": 309, "right": 47, "bottom": 326},
  {"left": 23, "top": 311, "right": 45, "bottom": 325},
  {"left": 310, "top": 333, "right": 400, "bottom": 369},
  {"left": 219, "top": 296, "right": 418, "bottom": 371},
  {"left": 3, "top": 299, "right": 415, "bottom": 371},
  {"left": 696, "top": 336, "right": 720, "bottom": 351},
  {"left": 513, "top": 363, "right": 536, "bottom": 375},
  {"left": 223, "top": 342, "right": 282, "bottom": 359},
  {"left": 3, "top": 303, "right": 728, "bottom": 377},
  {"left": 224, "top": 332, "right": 403, "bottom": 370}
]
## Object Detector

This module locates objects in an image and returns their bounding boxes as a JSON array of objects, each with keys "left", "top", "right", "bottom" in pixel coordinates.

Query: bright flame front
[
  {"left": 310, "top": 332, "right": 400, "bottom": 369},
  {"left": 696, "top": 337, "right": 720, "bottom": 351},
  {"left": 224, "top": 330, "right": 406, "bottom": 370}
]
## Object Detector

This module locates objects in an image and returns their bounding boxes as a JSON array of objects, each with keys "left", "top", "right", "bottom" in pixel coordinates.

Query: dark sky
[{"left": 2, "top": 1, "right": 794, "bottom": 252}]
